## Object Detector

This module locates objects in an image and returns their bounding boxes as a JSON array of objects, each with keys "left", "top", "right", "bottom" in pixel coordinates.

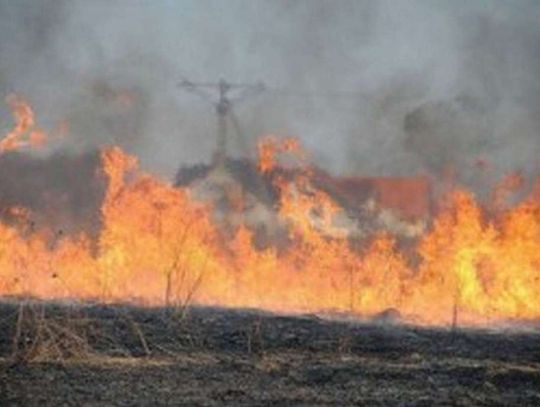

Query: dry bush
[
  {"left": 245, "top": 318, "right": 265, "bottom": 356},
  {"left": 337, "top": 332, "right": 353, "bottom": 355},
  {"left": 113, "top": 307, "right": 151, "bottom": 357},
  {"left": 10, "top": 301, "right": 95, "bottom": 364}
]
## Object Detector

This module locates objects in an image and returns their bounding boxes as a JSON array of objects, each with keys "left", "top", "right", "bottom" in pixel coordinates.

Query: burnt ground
[{"left": 0, "top": 301, "right": 539, "bottom": 406}]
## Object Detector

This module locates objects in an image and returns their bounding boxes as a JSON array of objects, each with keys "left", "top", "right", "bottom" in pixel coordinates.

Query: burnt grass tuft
[{"left": 1, "top": 300, "right": 540, "bottom": 406}]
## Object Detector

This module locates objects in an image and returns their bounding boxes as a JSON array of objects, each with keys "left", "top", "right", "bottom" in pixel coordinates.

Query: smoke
[
  {"left": 0, "top": 150, "right": 104, "bottom": 236},
  {"left": 0, "top": 0, "right": 539, "bottom": 190}
]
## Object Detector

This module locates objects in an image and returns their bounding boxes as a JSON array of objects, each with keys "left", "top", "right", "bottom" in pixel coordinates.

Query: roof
[{"left": 315, "top": 173, "right": 431, "bottom": 221}]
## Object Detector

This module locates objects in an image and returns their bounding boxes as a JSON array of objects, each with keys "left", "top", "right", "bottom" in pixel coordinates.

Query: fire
[
  {"left": 257, "top": 136, "right": 303, "bottom": 173},
  {"left": 1, "top": 101, "right": 540, "bottom": 326},
  {"left": 0, "top": 94, "right": 46, "bottom": 153}
]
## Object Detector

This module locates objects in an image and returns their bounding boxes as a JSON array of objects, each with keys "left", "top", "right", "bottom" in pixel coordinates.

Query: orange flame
[
  {"left": 257, "top": 136, "right": 303, "bottom": 173},
  {"left": 1, "top": 94, "right": 47, "bottom": 153},
  {"left": 0, "top": 103, "right": 540, "bottom": 326}
]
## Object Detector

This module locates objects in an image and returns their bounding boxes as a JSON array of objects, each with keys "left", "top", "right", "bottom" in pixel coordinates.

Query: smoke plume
[{"left": 0, "top": 0, "right": 539, "bottom": 190}]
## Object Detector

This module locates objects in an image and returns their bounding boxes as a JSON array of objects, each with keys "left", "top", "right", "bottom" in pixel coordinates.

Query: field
[{"left": 1, "top": 300, "right": 540, "bottom": 406}]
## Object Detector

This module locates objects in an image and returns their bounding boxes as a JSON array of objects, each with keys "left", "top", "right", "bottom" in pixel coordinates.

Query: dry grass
[
  {"left": 7, "top": 299, "right": 196, "bottom": 365},
  {"left": 10, "top": 301, "right": 95, "bottom": 364}
]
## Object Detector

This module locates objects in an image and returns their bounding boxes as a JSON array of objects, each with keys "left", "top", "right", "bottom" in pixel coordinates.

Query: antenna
[{"left": 178, "top": 78, "right": 265, "bottom": 167}]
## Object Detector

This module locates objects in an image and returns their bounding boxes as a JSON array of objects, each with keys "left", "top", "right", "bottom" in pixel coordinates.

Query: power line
[
  {"left": 262, "top": 86, "right": 370, "bottom": 99},
  {"left": 177, "top": 75, "right": 370, "bottom": 100},
  {"left": 177, "top": 77, "right": 371, "bottom": 165}
]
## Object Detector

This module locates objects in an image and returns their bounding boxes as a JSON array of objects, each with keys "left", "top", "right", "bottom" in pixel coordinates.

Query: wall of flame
[{"left": 1, "top": 97, "right": 539, "bottom": 326}]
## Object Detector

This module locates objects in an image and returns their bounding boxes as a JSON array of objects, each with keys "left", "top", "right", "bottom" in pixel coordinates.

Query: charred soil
[{"left": 1, "top": 301, "right": 539, "bottom": 406}]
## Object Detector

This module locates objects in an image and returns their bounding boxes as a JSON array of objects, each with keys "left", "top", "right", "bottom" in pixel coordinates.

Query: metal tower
[{"left": 178, "top": 78, "right": 264, "bottom": 167}]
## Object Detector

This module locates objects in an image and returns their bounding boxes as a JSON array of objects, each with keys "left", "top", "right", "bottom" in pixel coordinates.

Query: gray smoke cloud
[{"left": 0, "top": 0, "right": 539, "bottom": 191}]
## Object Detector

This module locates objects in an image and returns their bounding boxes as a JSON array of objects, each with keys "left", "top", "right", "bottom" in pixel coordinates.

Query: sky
[{"left": 0, "top": 0, "right": 539, "bottom": 187}]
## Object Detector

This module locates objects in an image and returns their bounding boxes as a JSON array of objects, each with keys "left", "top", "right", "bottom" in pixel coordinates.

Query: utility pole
[{"left": 178, "top": 78, "right": 264, "bottom": 167}]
